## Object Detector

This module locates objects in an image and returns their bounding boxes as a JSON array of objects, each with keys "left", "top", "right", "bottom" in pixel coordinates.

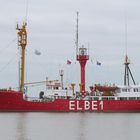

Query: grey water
[{"left": 0, "top": 112, "right": 140, "bottom": 140}]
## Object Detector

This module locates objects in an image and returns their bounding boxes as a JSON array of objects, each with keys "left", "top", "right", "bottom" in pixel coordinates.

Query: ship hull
[{"left": 1, "top": 91, "right": 140, "bottom": 112}]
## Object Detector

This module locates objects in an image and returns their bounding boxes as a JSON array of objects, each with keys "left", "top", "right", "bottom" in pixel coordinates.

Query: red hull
[{"left": 1, "top": 90, "right": 140, "bottom": 112}]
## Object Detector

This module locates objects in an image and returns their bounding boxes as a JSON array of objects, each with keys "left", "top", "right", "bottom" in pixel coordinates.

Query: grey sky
[{"left": 0, "top": 0, "right": 140, "bottom": 93}]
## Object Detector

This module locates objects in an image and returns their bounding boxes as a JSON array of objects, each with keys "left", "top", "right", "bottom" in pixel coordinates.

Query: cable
[
  {"left": 0, "top": 38, "right": 16, "bottom": 55},
  {"left": 0, "top": 53, "right": 18, "bottom": 73}
]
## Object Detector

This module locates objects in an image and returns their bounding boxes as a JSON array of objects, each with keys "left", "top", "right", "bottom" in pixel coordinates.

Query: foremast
[{"left": 16, "top": 23, "right": 27, "bottom": 93}]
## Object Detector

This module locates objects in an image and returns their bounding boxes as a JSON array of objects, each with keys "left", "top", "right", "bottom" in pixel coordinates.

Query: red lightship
[{"left": 0, "top": 13, "right": 140, "bottom": 112}]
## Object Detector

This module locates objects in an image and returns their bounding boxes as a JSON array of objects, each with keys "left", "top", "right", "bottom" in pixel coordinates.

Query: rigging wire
[
  {"left": 0, "top": 53, "right": 18, "bottom": 73},
  {"left": 0, "top": 38, "right": 16, "bottom": 55}
]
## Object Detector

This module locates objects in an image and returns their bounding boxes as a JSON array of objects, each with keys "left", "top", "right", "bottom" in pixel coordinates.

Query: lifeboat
[{"left": 95, "top": 85, "right": 118, "bottom": 92}]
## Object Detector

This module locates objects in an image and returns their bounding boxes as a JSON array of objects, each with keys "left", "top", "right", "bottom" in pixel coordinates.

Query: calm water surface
[{"left": 0, "top": 112, "right": 140, "bottom": 140}]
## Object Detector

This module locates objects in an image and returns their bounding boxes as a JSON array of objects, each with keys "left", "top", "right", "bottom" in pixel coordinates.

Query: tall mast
[
  {"left": 16, "top": 22, "right": 27, "bottom": 92},
  {"left": 76, "top": 12, "right": 89, "bottom": 95}
]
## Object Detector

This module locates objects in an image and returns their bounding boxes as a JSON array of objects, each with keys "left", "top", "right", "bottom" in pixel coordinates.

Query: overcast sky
[{"left": 0, "top": 0, "right": 140, "bottom": 93}]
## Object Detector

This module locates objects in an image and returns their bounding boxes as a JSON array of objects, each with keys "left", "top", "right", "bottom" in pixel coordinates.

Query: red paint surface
[
  {"left": 77, "top": 55, "right": 89, "bottom": 92},
  {"left": 0, "top": 90, "right": 140, "bottom": 112}
]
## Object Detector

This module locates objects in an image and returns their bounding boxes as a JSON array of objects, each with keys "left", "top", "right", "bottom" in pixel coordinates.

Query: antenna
[
  {"left": 123, "top": 16, "right": 136, "bottom": 86},
  {"left": 25, "top": 0, "right": 29, "bottom": 24},
  {"left": 125, "top": 15, "right": 127, "bottom": 55},
  {"left": 76, "top": 11, "right": 79, "bottom": 54},
  {"left": 124, "top": 55, "right": 136, "bottom": 86}
]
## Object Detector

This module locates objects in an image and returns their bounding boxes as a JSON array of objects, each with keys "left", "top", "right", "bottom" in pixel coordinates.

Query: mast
[
  {"left": 16, "top": 22, "right": 27, "bottom": 93},
  {"left": 76, "top": 12, "right": 79, "bottom": 54},
  {"left": 124, "top": 55, "right": 136, "bottom": 86},
  {"left": 76, "top": 12, "right": 89, "bottom": 94}
]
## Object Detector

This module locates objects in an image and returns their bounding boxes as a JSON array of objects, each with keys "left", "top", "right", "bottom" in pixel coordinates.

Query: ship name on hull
[{"left": 69, "top": 100, "right": 103, "bottom": 111}]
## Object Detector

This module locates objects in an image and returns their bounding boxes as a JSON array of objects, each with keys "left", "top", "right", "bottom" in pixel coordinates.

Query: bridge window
[
  {"left": 134, "top": 88, "right": 138, "bottom": 92},
  {"left": 121, "top": 88, "right": 130, "bottom": 92},
  {"left": 127, "top": 89, "right": 130, "bottom": 92},
  {"left": 129, "top": 97, "right": 136, "bottom": 100},
  {"left": 120, "top": 97, "right": 127, "bottom": 100},
  {"left": 122, "top": 89, "right": 127, "bottom": 92}
]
